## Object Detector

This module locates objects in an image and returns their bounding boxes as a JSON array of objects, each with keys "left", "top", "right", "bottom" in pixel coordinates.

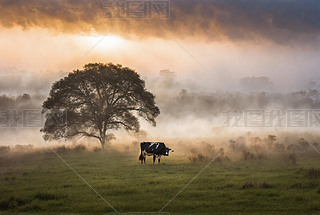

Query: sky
[{"left": 0, "top": 0, "right": 320, "bottom": 93}]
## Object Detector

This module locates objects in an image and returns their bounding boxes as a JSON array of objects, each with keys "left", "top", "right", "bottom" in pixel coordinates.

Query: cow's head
[{"left": 165, "top": 147, "right": 173, "bottom": 156}]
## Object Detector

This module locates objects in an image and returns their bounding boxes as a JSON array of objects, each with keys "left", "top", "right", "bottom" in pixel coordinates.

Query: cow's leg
[
  {"left": 158, "top": 155, "right": 161, "bottom": 164},
  {"left": 153, "top": 154, "right": 156, "bottom": 164},
  {"left": 139, "top": 153, "right": 143, "bottom": 164}
]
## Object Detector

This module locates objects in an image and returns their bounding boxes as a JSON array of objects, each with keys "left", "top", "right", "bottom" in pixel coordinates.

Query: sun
[{"left": 80, "top": 34, "right": 125, "bottom": 51}]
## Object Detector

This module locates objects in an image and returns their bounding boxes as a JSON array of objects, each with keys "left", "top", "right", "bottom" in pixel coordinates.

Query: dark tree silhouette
[{"left": 41, "top": 63, "right": 160, "bottom": 149}]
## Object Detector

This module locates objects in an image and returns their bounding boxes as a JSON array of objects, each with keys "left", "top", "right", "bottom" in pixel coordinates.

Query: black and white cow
[{"left": 139, "top": 142, "right": 173, "bottom": 164}]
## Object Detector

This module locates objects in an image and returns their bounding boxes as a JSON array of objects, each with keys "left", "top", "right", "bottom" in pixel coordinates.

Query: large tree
[{"left": 41, "top": 63, "right": 160, "bottom": 149}]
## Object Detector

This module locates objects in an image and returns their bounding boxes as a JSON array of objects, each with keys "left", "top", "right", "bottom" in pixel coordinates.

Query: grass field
[{"left": 1, "top": 148, "right": 320, "bottom": 214}]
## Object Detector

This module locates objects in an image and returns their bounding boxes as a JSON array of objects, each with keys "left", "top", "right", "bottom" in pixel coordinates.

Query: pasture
[{"left": 1, "top": 148, "right": 320, "bottom": 214}]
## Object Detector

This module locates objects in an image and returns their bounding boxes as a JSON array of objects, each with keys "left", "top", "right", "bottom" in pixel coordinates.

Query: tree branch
[
  {"left": 68, "top": 131, "right": 101, "bottom": 141},
  {"left": 109, "top": 121, "right": 131, "bottom": 129}
]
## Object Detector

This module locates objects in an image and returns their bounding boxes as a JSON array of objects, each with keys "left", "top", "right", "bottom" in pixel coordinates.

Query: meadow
[{"left": 1, "top": 146, "right": 320, "bottom": 215}]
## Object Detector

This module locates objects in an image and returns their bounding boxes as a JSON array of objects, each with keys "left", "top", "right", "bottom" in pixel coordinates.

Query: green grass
[{"left": 1, "top": 150, "right": 320, "bottom": 214}]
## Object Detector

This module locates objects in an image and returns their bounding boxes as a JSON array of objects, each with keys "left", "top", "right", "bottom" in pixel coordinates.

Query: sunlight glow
[{"left": 81, "top": 35, "right": 125, "bottom": 51}]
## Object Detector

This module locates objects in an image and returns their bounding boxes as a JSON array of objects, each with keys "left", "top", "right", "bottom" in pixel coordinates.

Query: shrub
[
  {"left": 215, "top": 157, "right": 222, "bottom": 163},
  {"left": 242, "top": 150, "right": 255, "bottom": 160},
  {"left": 0, "top": 199, "right": 10, "bottom": 210},
  {"left": 73, "top": 144, "right": 86, "bottom": 152},
  {"left": 241, "top": 182, "right": 255, "bottom": 189},
  {"left": 54, "top": 145, "right": 69, "bottom": 153},
  {"left": 306, "top": 168, "right": 320, "bottom": 178},
  {"left": 93, "top": 147, "right": 102, "bottom": 152},
  {"left": 290, "top": 183, "right": 302, "bottom": 189},
  {"left": 35, "top": 192, "right": 58, "bottom": 200},
  {"left": 0, "top": 196, "right": 29, "bottom": 210},
  {"left": 0, "top": 146, "right": 10, "bottom": 153},
  {"left": 188, "top": 153, "right": 209, "bottom": 164},
  {"left": 261, "top": 182, "right": 273, "bottom": 189},
  {"left": 256, "top": 153, "right": 266, "bottom": 159},
  {"left": 274, "top": 143, "right": 285, "bottom": 152},
  {"left": 288, "top": 153, "right": 297, "bottom": 165},
  {"left": 308, "top": 182, "right": 318, "bottom": 188},
  {"left": 14, "top": 144, "right": 33, "bottom": 151}
]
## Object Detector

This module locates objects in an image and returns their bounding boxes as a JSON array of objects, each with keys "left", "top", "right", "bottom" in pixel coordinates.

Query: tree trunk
[{"left": 100, "top": 134, "right": 106, "bottom": 150}]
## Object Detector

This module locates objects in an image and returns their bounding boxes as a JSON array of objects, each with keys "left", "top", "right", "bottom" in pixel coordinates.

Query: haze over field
[{"left": 1, "top": 0, "right": 320, "bottom": 147}]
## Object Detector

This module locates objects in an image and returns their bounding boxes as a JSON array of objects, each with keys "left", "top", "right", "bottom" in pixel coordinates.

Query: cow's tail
[{"left": 138, "top": 142, "right": 142, "bottom": 161}]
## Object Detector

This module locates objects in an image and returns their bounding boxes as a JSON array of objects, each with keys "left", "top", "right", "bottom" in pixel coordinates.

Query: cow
[{"left": 138, "top": 142, "right": 173, "bottom": 164}]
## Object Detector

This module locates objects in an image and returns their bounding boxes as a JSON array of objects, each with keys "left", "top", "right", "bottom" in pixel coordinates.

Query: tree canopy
[{"left": 41, "top": 63, "right": 160, "bottom": 148}]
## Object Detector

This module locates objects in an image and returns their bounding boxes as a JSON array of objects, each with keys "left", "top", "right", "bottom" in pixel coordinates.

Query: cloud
[{"left": 0, "top": 0, "right": 319, "bottom": 44}]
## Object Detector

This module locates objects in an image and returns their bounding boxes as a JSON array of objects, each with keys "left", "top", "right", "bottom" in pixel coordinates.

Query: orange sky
[{"left": 0, "top": 0, "right": 320, "bottom": 92}]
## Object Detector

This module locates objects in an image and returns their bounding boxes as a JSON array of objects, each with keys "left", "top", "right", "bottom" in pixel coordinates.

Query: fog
[
  {"left": 1, "top": 28, "right": 320, "bottom": 93},
  {"left": 1, "top": 69, "right": 320, "bottom": 149}
]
